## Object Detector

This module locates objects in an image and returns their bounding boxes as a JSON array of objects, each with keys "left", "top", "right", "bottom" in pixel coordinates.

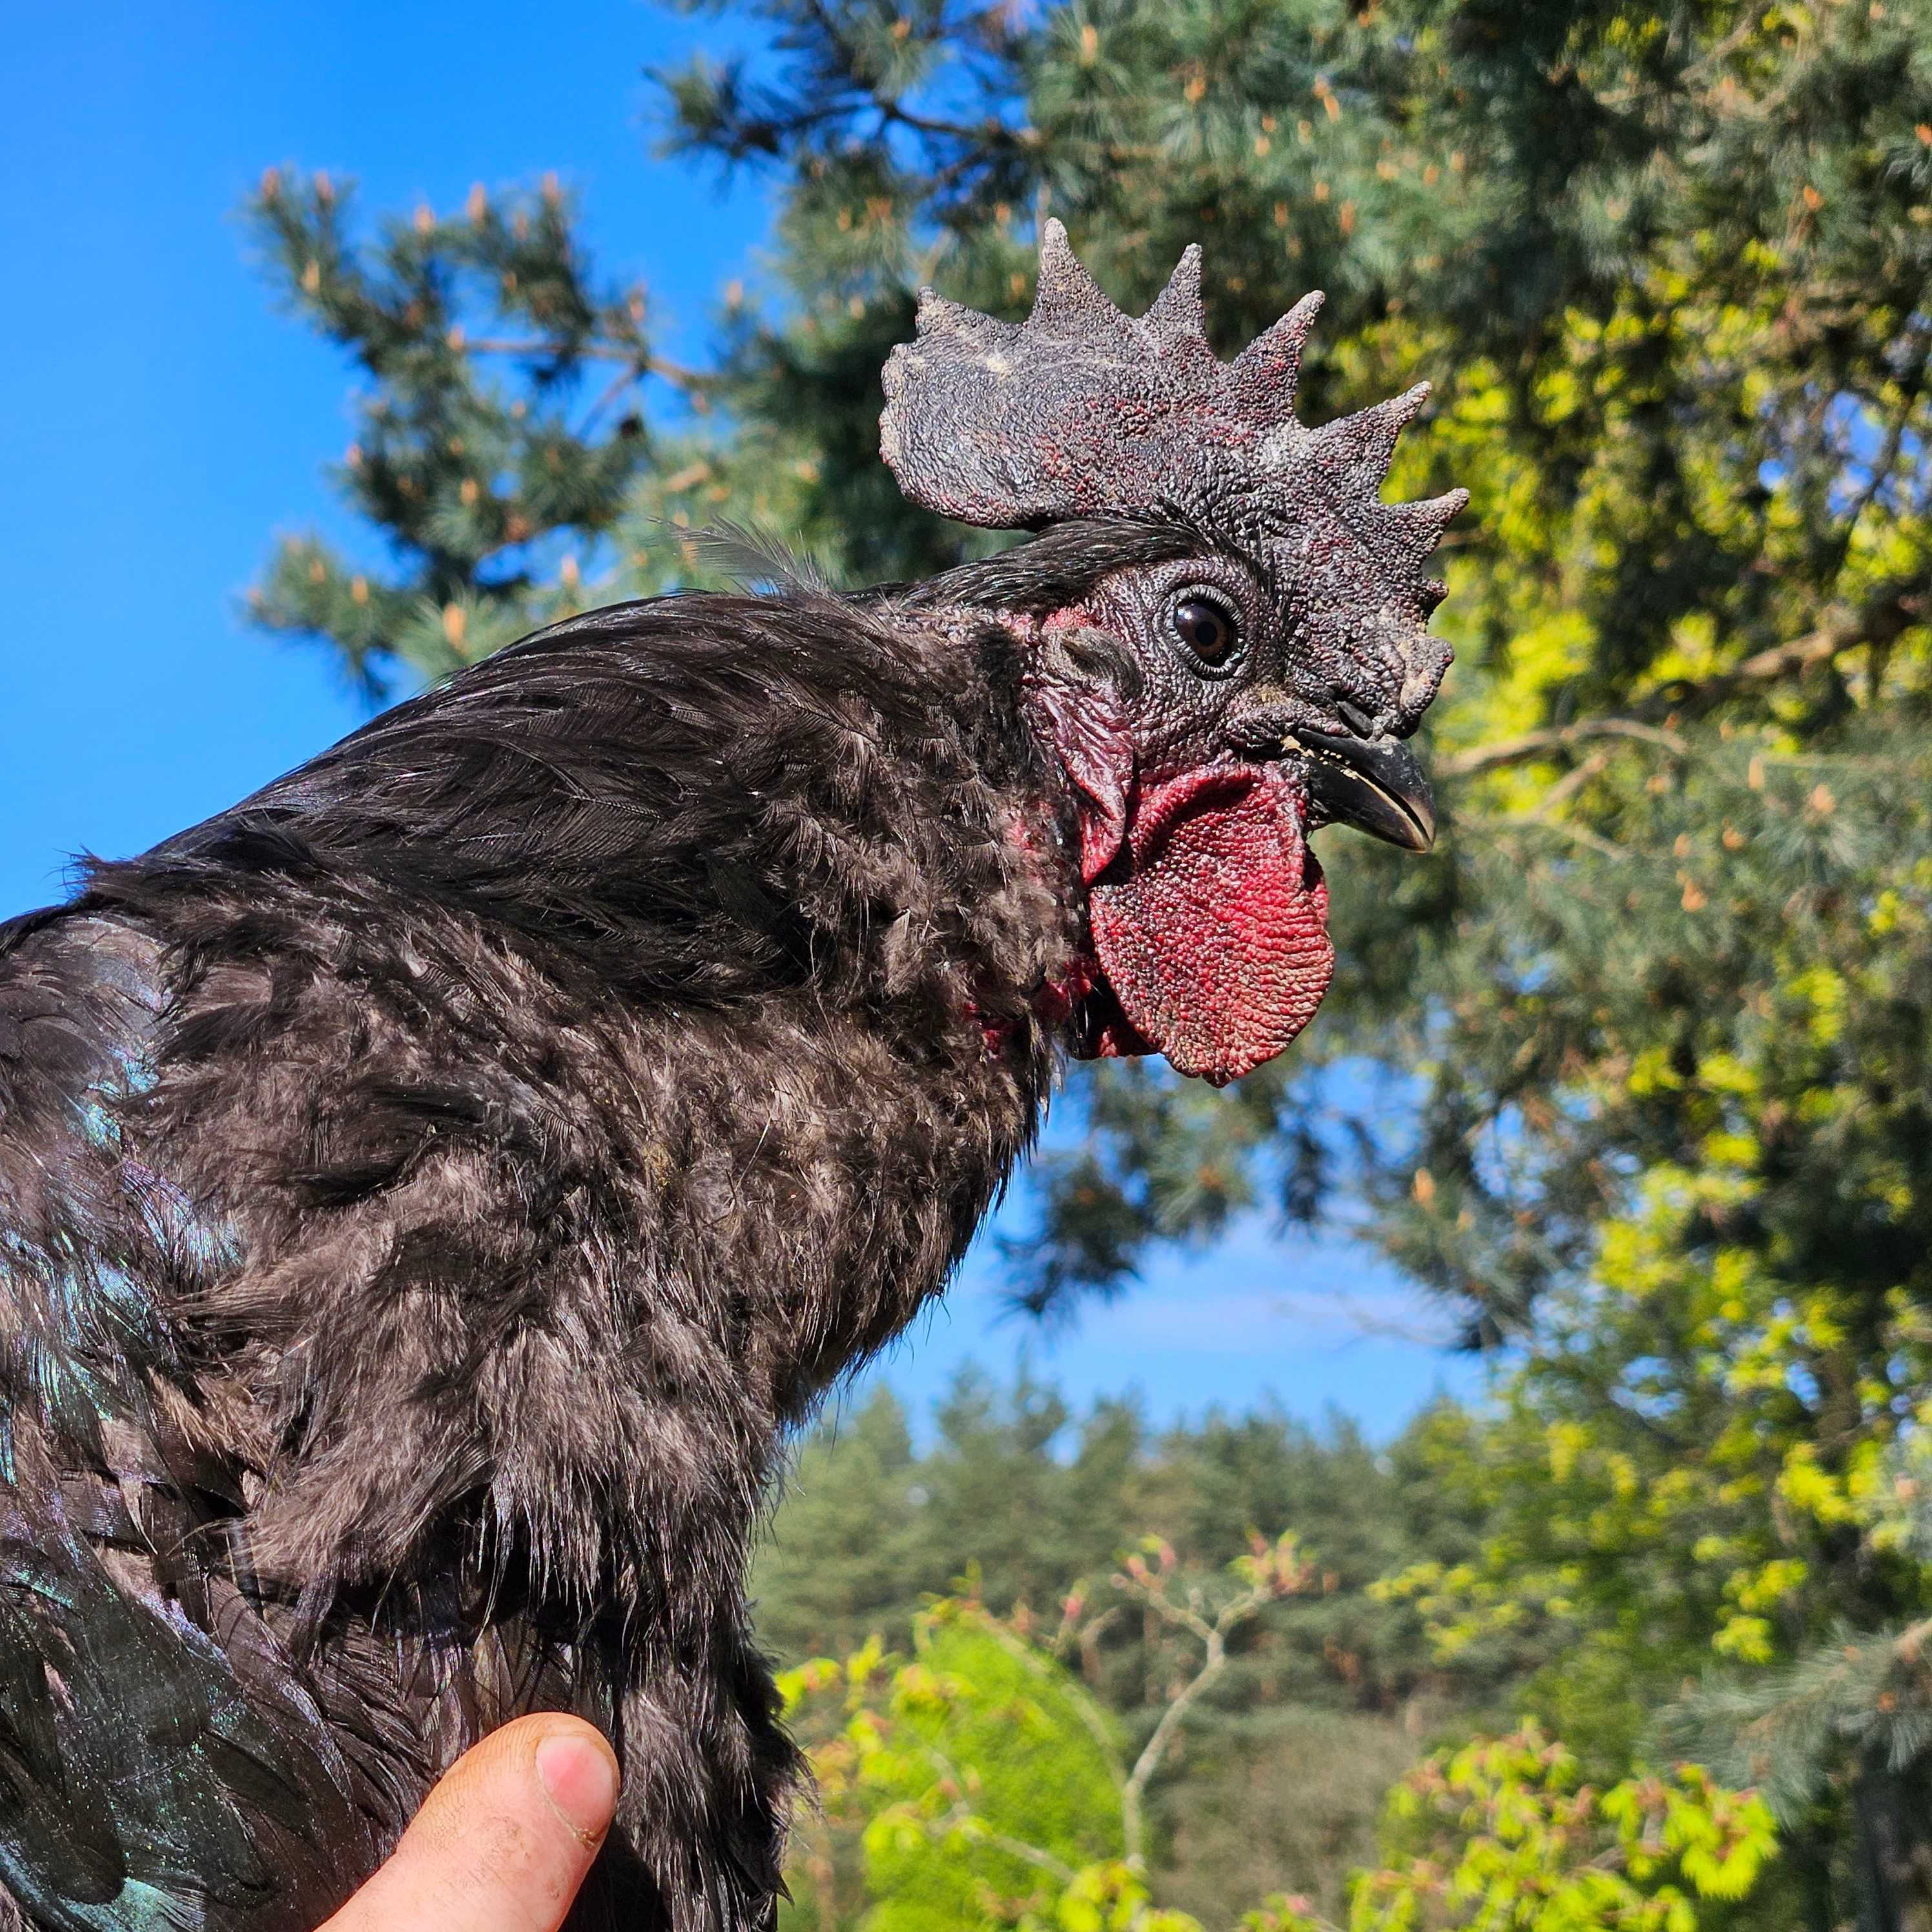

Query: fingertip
[
  {"left": 535, "top": 1722, "right": 621, "bottom": 1844},
  {"left": 321, "top": 1714, "right": 622, "bottom": 1932}
]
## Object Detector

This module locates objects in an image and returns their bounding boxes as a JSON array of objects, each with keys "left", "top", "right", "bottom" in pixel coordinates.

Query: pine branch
[
  {"left": 1439, "top": 718, "right": 1689, "bottom": 780},
  {"left": 1439, "top": 592, "right": 1928, "bottom": 780},
  {"left": 458, "top": 336, "right": 710, "bottom": 389}
]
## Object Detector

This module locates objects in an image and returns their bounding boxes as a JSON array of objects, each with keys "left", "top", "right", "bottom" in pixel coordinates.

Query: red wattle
[{"left": 1086, "top": 765, "right": 1333, "bottom": 1085}]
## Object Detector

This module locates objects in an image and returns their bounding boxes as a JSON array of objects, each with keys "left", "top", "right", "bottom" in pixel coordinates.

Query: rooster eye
[{"left": 1169, "top": 595, "right": 1242, "bottom": 674}]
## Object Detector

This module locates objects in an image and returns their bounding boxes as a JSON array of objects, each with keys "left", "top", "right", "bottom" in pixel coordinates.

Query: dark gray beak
[{"left": 1296, "top": 728, "right": 1437, "bottom": 852}]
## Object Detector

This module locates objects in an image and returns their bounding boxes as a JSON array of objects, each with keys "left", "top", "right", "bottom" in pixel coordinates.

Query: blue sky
[{"left": 1, "top": 2, "right": 1485, "bottom": 1440}]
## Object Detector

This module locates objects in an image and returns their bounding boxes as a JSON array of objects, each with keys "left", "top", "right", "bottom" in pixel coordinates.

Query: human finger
[{"left": 317, "top": 1714, "right": 620, "bottom": 1932}]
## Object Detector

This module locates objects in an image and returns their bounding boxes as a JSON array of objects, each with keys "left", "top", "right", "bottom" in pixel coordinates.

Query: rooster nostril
[
  {"left": 1333, "top": 696, "right": 1378, "bottom": 737},
  {"left": 1225, "top": 706, "right": 1300, "bottom": 757}
]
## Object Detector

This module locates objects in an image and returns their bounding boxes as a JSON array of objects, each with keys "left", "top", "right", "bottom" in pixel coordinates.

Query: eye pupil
[{"left": 1173, "top": 597, "right": 1238, "bottom": 669}]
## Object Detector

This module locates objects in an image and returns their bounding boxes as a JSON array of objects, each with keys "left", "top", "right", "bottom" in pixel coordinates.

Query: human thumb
[{"left": 318, "top": 1714, "right": 621, "bottom": 1932}]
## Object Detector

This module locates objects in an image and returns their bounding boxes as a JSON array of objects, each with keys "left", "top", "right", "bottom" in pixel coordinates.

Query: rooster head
[{"left": 880, "top": 221, "right": 1464, "bottom": 1085}]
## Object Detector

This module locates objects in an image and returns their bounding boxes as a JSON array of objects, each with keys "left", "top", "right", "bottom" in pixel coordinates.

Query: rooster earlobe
[{"left": 1023, "top": 677, "right": 1135, "bottom": 883}]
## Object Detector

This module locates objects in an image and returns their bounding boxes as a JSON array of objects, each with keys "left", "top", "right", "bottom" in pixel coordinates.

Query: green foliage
[
  {"left": 243, "top": 164, "right": 863, "bottom": 692},
  {"left": 248, "top": 167, "right": 674, "bottom": 686},
  {"left": 779, "top": 1601, "right": 1774, "bottom": 1932},
  {"left": 1661, "top": 1619, "right": 1932, "bottom": 1840},
  {"left": 783, "top": 1607, "right": 1127, "bottom": 1932},
  {"left": 1337, "top": 1725, "right": 1777, "bottom": 1932},
  {"left": 1155, "top": 1705, "right": 1420, "bottom": 1929},
  {"left": 779, "top": 1532, "right": 1335, "bottom": 1932}
]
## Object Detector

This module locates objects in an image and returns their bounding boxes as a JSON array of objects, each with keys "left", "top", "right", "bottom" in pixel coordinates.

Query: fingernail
[{"left": 535, "top": 1729, "right": 620, "bottom": 1845}]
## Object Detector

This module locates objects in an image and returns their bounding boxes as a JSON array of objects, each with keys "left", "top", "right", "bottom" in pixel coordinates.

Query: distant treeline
[{"left": 753, "top": 1373, "right": 1510, "bottom": 1919}]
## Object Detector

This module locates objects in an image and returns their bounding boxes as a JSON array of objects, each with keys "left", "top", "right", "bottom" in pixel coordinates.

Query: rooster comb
[{"left": 879, "top": 219, "right": 1466, "bottom": 560}]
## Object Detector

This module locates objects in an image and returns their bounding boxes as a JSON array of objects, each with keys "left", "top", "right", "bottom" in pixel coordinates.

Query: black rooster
[{"left": 0, "top": 227, "right": 1462, "bottom": 1932}]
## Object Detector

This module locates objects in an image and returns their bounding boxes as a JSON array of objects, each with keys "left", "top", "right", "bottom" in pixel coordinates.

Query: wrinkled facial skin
[
  {"left": 1061, "top": 538, "right": 1452, "bottom": 781},
  {"left": 968, "top": 521, "right": 1452, "bottom": 1085}
]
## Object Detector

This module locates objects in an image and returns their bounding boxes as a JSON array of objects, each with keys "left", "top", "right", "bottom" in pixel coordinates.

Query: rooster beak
[{"left": 1294, "top": 728, "right": 1437, "bottom": 852}]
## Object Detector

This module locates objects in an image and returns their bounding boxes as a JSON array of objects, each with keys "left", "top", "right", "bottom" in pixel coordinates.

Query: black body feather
[{"left": 0, "top": 590, "right": 1086, "bottom": 1931}]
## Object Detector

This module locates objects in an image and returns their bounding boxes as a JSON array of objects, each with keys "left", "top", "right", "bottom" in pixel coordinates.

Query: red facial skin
[
  {"left": 1012, "top": 673, "right": 1337, "bottom": 1086},
  {"left": 1060, "top": 748, "right": 1334, "bottom": 1086},
  {"left": 1084, "top": 764, "right": 1332, "bottom": 1085}
]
